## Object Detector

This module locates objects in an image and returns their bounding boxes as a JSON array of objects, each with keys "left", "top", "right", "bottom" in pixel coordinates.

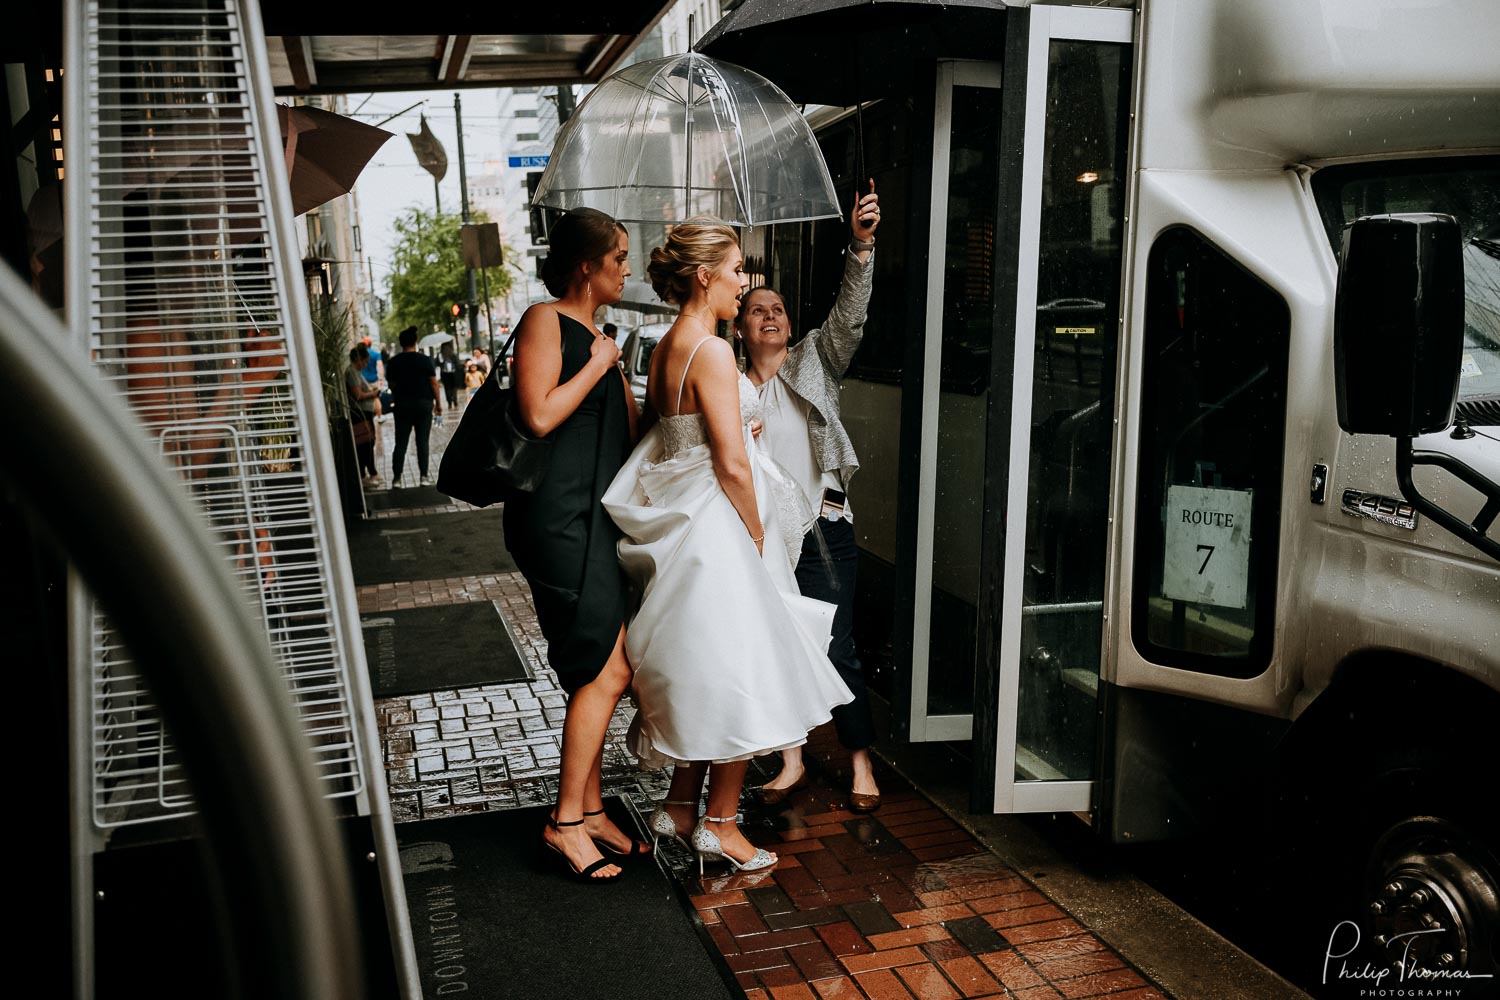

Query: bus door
[
  {"left": 899, "top": 5, "right": 1134, "bottom": 816},
  {"left": 902, "top": 57, "right": 1006, "bottom": 744}
]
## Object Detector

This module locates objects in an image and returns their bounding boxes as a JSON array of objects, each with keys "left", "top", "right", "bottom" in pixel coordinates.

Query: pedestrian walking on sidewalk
[
  {"left": 603, "top": 221, "right": 852, "bottom": 876},
  {"left": 438, "top": 341, "right": 462, "bottom": 408},
  {"left": 739, "top": 182, "right": 883, "bottom": 812},
  {"left": 359, "top": 335, "right": 389, "bottom": 418},
  {"left": 505, "top": 208, "right": 644, "bottom": 884},
  {"left": 346, "top": 344, "right": 382, "bottom": 488},
  {"left": 386, "top": 326, "right": 444, "bottom": 488}
]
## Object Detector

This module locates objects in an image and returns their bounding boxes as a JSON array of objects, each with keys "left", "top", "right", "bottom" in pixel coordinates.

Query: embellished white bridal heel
[
  {"left": 648, "top": 798, "right": 696, "bottom": 852},
  {"left": 691, "top": 814, "right": 777, "bottom": 875}
]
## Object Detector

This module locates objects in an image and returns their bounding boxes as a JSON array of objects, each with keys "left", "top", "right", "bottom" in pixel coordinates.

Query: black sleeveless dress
[{"left": 503, "top": 313, "right": 633, "bottom": 694}]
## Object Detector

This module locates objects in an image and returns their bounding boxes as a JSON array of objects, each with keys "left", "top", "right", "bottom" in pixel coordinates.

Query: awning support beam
[
  {"left": 438, "top": 34, "right": 474, "bottom": 84},
  {"left": 282, "top": 35, "right": 316, "bottom": 90}
]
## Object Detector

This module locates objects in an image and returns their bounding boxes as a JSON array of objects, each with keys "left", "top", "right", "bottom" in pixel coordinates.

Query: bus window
[
  {"left": 1311, "top": 156, "right": 1500, "bottom": 414},
  {"left": 1133, "top": 228, "right": 1290, "bottom": 677}
]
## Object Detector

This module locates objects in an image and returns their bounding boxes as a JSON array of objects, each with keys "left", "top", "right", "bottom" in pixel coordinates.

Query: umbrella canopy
[
  {"left": 277, "top": 104, "right": 394, "bottom": 217},
  {"left": 418, "top": 332, "right": 454, "bottom": 349},
  {"left": 696, "top": 0, "right": 1008, "bottom": 106},
  {"left": 616, "top": 280, "right": 676, "bottom": 314},
  {"left": 112, "top": 104, "right": 393, "bottom": 221},
  {"left": 531, "top": 52, "right": 841, "bottom": 227}
]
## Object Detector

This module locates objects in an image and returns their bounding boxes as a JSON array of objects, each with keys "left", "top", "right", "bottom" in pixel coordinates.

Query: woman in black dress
[{"left": 506, "top": 208, "right": 642, "bottom": 883}]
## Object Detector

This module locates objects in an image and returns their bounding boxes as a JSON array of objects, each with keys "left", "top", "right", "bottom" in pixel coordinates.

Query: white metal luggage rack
[{"left": 65, "top": 0, "right": 417, "bottom": 993}]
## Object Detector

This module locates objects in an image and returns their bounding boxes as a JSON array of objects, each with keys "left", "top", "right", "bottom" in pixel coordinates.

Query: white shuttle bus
[{"left": 721, "top": 0, "right": 1498, "bottom": 984}]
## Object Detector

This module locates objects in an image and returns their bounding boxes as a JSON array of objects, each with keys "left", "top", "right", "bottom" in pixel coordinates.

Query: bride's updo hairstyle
[
  {"left": 539, "top": 207, "right": 626, "bottom": 298},
  {"left": 646, "top": 219, "right": 739, "bottom": 305}
]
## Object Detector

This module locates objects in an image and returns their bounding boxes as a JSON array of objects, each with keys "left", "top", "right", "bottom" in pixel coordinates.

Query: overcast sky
[{"left": 344, "top": 88, "right": 509, "bottom": 298}]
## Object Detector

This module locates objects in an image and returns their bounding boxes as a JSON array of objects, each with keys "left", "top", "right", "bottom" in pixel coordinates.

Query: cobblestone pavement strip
[{"left": 363, "top": 409, "right": 1172, "bottom": 998}]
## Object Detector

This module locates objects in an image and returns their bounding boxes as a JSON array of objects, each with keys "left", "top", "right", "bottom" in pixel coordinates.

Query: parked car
[{"left": 619, "top": 322, "right": 670, "bottom": 413}]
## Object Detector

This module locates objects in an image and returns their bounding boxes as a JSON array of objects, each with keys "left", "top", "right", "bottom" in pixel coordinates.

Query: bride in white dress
[{"left": 603, "top": 221, "right": 852, "bottom": 873}]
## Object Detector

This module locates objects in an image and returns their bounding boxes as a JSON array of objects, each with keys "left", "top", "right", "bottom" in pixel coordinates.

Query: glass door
[
  {"left": 983, "top": 4, "right": 1134, "bottom": 812},
  {"left": 905, "top": 60, "right": 1006, "bottom": 741}
]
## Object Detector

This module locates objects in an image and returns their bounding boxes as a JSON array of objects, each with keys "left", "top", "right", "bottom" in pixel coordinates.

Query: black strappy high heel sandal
[
  {"left": 544, "top": 816, "right": 624, "bottom": 884},
  {"left": 584, "top": 807, "right": 653, "bottom": 858}
]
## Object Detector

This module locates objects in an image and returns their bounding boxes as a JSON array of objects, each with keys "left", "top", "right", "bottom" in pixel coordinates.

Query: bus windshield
[{"left": 1312, "top": 156, "right": 1500, "bottom": 405}]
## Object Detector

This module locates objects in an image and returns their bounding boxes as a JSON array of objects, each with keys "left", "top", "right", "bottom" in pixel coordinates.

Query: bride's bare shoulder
[{"left": 689, "top": 335, "right": 736, "bottom": 368}]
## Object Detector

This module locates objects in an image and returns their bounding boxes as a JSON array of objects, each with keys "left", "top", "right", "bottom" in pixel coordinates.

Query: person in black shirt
[
  {"left": 437, "top": 341, "right": 462, "bottom": 407},
  {"left": 386, "top": 326, "right": 444, "bottom": 487}
]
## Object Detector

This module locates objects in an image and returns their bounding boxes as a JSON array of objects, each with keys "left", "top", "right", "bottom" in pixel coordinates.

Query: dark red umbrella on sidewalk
[
  {"left": 276, "top": 103, "right": 394, "bottom": 216},
  {"left": 111, "top": 103, "right": 392, "bottom": 221}
]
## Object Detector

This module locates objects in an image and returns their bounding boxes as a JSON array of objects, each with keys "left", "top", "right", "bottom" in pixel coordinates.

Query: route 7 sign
[{"left": 1162, "top": 485, "right": 1253, "bottom": 610}]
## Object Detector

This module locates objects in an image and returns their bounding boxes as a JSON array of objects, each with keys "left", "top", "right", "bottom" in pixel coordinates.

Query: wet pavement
[
  {"left": 674, "top": 725, "right": 1169, "bottom": 1000},
  {"left": 353, "top": 398, "right": 1286, "bottom": 1000}
]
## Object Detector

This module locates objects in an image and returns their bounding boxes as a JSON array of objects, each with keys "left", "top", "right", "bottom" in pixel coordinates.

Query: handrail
[{"left": 0, "top": 264, "right": 362, "bottom": 998}]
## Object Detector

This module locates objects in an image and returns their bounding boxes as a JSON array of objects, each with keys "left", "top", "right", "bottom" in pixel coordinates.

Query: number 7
[{"left": 1196, "top": 544, "right": 1215, "bottom": 574}]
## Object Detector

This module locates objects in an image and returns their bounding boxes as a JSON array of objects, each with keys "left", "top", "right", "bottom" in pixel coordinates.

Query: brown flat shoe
[
  {"left": 849, "top": 790, "right": 881, "bottom": 813},
  {"left": 758, "top": 773, "right": 806, "bottom": 806}
]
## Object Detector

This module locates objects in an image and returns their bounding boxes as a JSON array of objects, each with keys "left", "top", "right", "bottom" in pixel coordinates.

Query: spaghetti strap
[{"left": 674, "top": 336, "right": 715, "bottom": 416}]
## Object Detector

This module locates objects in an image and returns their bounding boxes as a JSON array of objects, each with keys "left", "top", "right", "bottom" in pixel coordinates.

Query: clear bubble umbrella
[{"left": 531, "top": 52, "right": 842, "bottom": 227}]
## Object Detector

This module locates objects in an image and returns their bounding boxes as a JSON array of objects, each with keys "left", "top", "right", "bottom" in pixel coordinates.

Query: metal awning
[{"left": 259, "top": 2, "right": 674, "bottom": 95}]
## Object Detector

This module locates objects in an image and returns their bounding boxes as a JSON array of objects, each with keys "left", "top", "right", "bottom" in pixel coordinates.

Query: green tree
[{"left": 384, "top": 206, "right": 512, "bottom": 339}]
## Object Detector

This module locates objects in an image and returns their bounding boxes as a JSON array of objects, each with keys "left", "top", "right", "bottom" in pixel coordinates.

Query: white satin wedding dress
[{"left": 603, "top": 336, "right": 853, "bottom": 768}]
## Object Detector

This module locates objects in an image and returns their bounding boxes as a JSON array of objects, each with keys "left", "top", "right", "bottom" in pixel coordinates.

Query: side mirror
[
  {"left": 1334, "top": 213, "right": 1499, "bottom": 562},
  {"left": 1334, "top": 213, "right": 1464, "bottom": 436}
]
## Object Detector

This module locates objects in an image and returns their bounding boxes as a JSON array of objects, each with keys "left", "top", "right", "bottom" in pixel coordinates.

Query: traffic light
[
  {"left": 452, "top": 302, "right": 466, "bottom": 318},
  {"left": 526, "top": 171, "right": 561, "bottom": 246}
]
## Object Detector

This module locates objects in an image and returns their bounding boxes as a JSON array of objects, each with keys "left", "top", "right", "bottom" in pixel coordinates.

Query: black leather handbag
[{"left": 436, "top": 346, "right": 551, "bottom": 507}]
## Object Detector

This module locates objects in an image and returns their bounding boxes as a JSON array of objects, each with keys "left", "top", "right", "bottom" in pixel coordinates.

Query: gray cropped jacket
[{"left": 773, "top": 248, "right": 874, "bottom": 491}]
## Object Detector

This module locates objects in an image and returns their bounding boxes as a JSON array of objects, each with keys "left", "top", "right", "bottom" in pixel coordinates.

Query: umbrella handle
[{"left": 854, "top": 61, "right": 865, "bottom": 193}]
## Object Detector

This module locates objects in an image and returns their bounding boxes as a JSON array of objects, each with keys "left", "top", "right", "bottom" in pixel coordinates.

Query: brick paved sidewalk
[
  {"left": 684, "top": 728, "right": 1167, "bottom": 1000},
  {"left": 362, "top": 496, "right": 1171, "bottom": 1000}
]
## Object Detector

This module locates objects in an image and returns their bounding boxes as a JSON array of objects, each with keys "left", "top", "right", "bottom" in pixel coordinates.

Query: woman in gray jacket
[{"left": 738, "top": 185, "right": 882, "bottom": 811}]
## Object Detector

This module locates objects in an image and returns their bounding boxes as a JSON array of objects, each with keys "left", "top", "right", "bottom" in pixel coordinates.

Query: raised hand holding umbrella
[{"left": 853, "top": 177, "right": 879, "bottom": 243}]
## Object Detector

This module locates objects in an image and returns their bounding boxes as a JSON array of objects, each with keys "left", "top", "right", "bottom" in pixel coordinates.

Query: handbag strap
[
  {"left": 482, "top": 322, "right": 525, "bottom": 387},
  {"left": 497, "top": 325, "right": 521, "bottom": 364},
  {"left": 492, "top": 308, "right": 606, "bottom": 384}
]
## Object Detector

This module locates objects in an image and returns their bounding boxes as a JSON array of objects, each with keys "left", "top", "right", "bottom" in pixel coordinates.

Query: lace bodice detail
[
  {"left": 658, "top": 413, "right": 706, "bottom": 459},
  {"left": 659, "top": 373, "right": 762, "bottom": 460}
]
